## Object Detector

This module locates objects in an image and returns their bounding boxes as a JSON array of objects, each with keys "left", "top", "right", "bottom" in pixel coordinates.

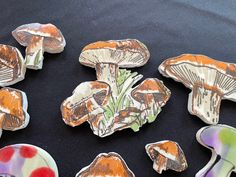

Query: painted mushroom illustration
[
  {"left": 196, "top": 124, "right": 236, "bottom": 177},
  {"left": 61, "top": 39, "right": 170, "bottom": 137},
  {"left": 0, "top": 87, "right": 29, "bottom": 138},
  {"left": 0, "top": 144, "right": 58, "bottom": 177},
  {"left": 12, "top": 23, "right": 66, "bottom": 70},
  {"left": 76, "top": 152, "right": 135, "bottom": 177},
  {"left": 145, "top": 140, "right": 188, "bottom": 174},
  {"left": 159, "top": 54, "right": 236, "bottom": 124},
  {"left": 0, "top": 44, "right": 26, "bottom": 86}
]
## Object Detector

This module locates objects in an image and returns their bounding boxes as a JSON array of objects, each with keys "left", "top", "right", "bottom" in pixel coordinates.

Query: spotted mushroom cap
[
  {"left": 12, "top": 23, "right": 66, "bottom": 53},
  {"left": 61, "top": 81, "right": 111, "bottom": 127},
  {"left": 76, "top": 152, "right": 135, "bottom": 177},
  {"left": 0, "top": 87, "right": 29, "bottom": 131},
  {"left": 79, "top": 39, "right": 150, "bottom": 68},
  {"left": 0, "top": 44, "right": 26, "bottom": 86}
]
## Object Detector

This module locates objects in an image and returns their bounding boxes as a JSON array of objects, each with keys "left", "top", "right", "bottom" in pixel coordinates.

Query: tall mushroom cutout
[
  {"left": 76, "top": 152, "right": 135, "bottom": 177},
  {"left": 61, "top": 39, "right": 170, "bottom": 137},
  {"left": 0, "top": 87, "right": 29, "bottom": 138},
  {"left": 0, "top": 44, "right": 26, "bottom": 86},
  {"left": 12, "top": 23, "right": 66, "bottom": 70},
  {"left": 145, "top": 140, "right": 188, "bottom": 174},
  {"left": 159, "top": 54, "right": 236, "bottom": 124},
  {"left": 196, "top": 124, "right": 236, "bottom": 177}
]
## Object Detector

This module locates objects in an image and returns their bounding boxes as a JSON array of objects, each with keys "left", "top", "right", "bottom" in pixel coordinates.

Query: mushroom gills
[{"left": 25, "top": 36, "right": 44, "bottom": 69}]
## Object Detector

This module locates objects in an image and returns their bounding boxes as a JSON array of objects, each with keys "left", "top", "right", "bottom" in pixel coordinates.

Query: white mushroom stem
[
  {"left": 96, "top": 63, "right": 119, "bottom": 97},
  {"left": 188, "top": 86, "right": 222, "bottom": 124},
  {"left": 25, "top": 36, "right": 44, "bottom": 70}
]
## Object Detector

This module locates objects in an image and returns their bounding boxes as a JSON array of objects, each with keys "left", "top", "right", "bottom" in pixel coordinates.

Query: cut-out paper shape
[
  {"left": 0, "top": 144, "right": 58, "bottom": 177},
  {"left": 196, "top": 124, "right": 236, "bottom": 177},
  {"left": 76, "top": 152, "right": 135, "bottom": 177},
  {"left": 0, "top": 87, "right": 29, "bottom": 138},
  {"left": 61, "top": 39, "right": 171, "bottom": 137},
  {"left": 159, "top": 54, "right": 236, "bottom": 124},
  {"left": 12, "top": 23, "right": 66, "bottom": 70},
  {"left": 145, "top": 140, "right": 188, "bottom": 174},
  {"left": 0, "top": 44, "right": 26, "bottom": 86}
]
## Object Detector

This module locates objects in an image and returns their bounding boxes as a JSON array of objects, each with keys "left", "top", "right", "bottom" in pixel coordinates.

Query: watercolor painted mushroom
[
  {"left": 0, "top": 44, "right": 26, "bottom": 86},
  {"left": 12, "top": 23, "right": 66, "bottom": 70},
  {"left": 196, "top": 124, "right": 236, "bottom": 177},
  {"left": 61, "top": 39, "right": 171, "bottom": 137},
  {"left": 76, "top": 152, "right": 135, "bottom": 177},
  {"left": 0, "top": 87, "right": 29, "bottom": 138},
  {"left": 0, "top": 144, "right": 58, "bottom": 177},
  {"left": 159, "top": 54, "right": 236, "bottom": 124},
  {"left": 145, "top": 140, "right": 188, "bottom": 174}
]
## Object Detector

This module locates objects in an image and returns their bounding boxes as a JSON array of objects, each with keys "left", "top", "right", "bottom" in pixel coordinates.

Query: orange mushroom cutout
[
  {"left": 159, "top": 54, "right": 236, "bottom": 124},
  {"left": 0, "top": 44, "right": 26, "bottom": 86},
  {"left": 145, "top": 140, "right": 188, "bottom": 174},
  {"left": 76, "top": 152, "right": 135, "bottom": 177},
  {"left": 0, "top": 87, "right": 29, "bottom": 138},
  {"left": 12, "top": 23, "right": 66, "bottom": 70}
]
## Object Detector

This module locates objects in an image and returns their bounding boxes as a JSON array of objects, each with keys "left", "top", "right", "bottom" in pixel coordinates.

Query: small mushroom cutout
[
  {"left": 0, "top": 44, "right": 26, "bottom": 86},
  {"left": 61, "top": 81, "right": 111, "bottom": 127},
  {"left": 0, "top": 87, "right": 29, "bottom": 138},
  {"left": 76, "top": 152, "right": 135, "bottom": 177},
  {"left": 196, "top": 124, "right": 236, "bottom": 177},
  {"left": 0, "top": 144, "right": 58, "bottom": 177},
  {"left": 79, "top": 39, "right": 150, "bottom": 97},
  {"left": 12, "top": 23, "right": 66, "bottom": 70},
  {"left": 145, "top": 140, "right": 188, "bottom": 174},
  {"left": 159, "top": 54, "right": 236, "bottom": 124}
]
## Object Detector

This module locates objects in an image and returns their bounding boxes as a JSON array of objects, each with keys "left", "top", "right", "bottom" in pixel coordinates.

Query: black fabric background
[{"left": 1, "top": 0, "right": 236, "bottom": 176}]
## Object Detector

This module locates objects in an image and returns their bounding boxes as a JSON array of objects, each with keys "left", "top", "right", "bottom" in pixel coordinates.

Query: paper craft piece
[
  {"left": 145, "top": 140, "right": 188, "bottom": 174},
  {"left": 196, "top": 124, "right": 236, "bottom": 177},
  {"left": 0, "top": 87, "right": 29, "bottom": 138},
  {"left": 76, "top": 152, "right": 135, "bottom": 177},
  {"left": 0, "top": 144, "right": 58, "bottom": 177},
  {"left": 61, "top": 39, "right": 171, "bottom": 137},
  {"left": 159, "top": 54, "right": 236, "bottom": 124},
  {"left": 0, "top": 44, "right": 26, "bottom": 86},
  {"left": 12, "top": 23, "right": 66, "bottom": 70}
]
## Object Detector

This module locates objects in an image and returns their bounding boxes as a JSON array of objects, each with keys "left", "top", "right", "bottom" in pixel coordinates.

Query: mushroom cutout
[
  {"left": 79, "top": 39, "right": 150, "bottom": 97},
  {"left": 159, "top": 54, "right": 236, "bottom": 124},
  {"left": 12, "top": 23, "right": 66, "bottom": 70},
  {"left": 0, "top": 44, "right": 26, "bottom": 86},
  {"left": 0, "top": 144, "right": 58, "bottom": 177},
  {"left": 61, "top": 81, "right": 111, "bottom": 127},
  {"left": 196, "top": 124, "right": 236, "bottom": 177},
  {"left": 0, "top": 87, "right": 29, "bottom": 138},
  {"left": 145, "top": 140, "right": 188, "bottom": 174},
  {"left": 76, "top": 152, "right": 135, "bottom": 177}
]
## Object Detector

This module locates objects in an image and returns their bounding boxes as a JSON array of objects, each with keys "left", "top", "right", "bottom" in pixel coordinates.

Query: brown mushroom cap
[
  {"left": 12, "top": 23, "right": 66, "bottom": 53},
  {"left": 61, "top": 81, "right": 111, "bottom": 127},
  {"left": 0, "top": 44, "right": 26, "bottom": 86},
  {"left": 76, "top": 152, "right": 135, "bottom": 177},
  {"left": 0, "top": 87, "right": 29, "bottom": 131},
  {"left": 79, "top": 39, "right": 150, "bottom": 68}
]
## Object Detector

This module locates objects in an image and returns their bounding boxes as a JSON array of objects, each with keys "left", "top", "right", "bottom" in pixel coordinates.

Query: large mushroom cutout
[
  {"left": 0, "top": 87, "right": 29, "bottom": 138},
  {"left": 76, "top": 152, "right": 135, "bottom": 177},
  {"left": 0, "top": 144, "right": 58, "bottom": 177},
  {"left": 12, "top": 23, "right": 66, "bottom": 70},
  {"left": 196, "top": 124, "right": 236, "bottom": 177},
  {"left": 0, "top": 44, "right": 26, "bottom": 86},
  {"left": 159, "top": 54, "right": 236, "bottom": 124},
  {"left": 145, "top": 140, "right": 188, "bottom": 174}
]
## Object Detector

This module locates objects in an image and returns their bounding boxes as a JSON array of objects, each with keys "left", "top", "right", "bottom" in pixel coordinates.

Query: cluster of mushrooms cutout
[{"left": 61, "top": 39, "right": 171, "bottom": 137}]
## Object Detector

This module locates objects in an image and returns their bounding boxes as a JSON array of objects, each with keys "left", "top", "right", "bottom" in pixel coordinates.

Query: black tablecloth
[{"left": 1, "top": 0, "right": 236, "bottom": 176}]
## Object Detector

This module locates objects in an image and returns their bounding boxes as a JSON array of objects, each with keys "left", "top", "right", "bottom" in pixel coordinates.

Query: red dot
[
  {"left": 20, "top": 145, "right": 37, "bottom": 158},
  {"left": 0, "top": 146, "right": 15, "bottom": 162},
  {"left": 30, "top": 167, "right": 55, "bottom": 177}
]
